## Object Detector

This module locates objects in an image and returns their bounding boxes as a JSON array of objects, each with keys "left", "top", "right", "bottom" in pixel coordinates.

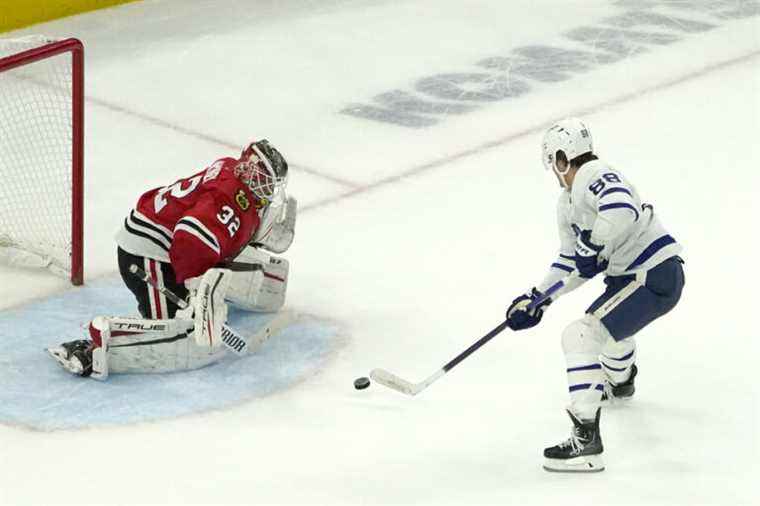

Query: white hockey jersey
[{"left": 537, "top": 159, "right": 682, "bottom": 296}]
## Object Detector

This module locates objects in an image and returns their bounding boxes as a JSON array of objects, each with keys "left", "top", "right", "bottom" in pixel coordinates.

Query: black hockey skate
[
  {"left": 602, "top": 363, "right": 638, "bottom": 402},
  {"left": 543, "top": 408, "right": 604, "bottom": 473},
  {"left": 46, "top": 339, "right": 93, "bottom": 377}
]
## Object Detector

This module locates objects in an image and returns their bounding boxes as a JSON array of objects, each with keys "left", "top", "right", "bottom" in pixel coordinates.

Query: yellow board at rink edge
[{"left": 1, "top": 0, "right": 141, "bottom": 33}]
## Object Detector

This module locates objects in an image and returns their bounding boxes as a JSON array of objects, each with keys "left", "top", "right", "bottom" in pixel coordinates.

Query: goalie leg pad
[
  {"left": 48, "top": 316, "right": 226, "bottom": 377},
  {"left": 193, "top": 268, "right": 231, "bottom": 348},
  {"left": 226, "top": 247, "right": 289, "bottom": 312},
  {"left": 104, "top": 316, "right": 224, "bottom": 374}
]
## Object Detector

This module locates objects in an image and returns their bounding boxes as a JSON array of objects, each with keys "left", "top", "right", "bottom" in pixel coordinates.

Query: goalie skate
[{"left": 47, "top": 339, "right": 93, "bottom": 377}]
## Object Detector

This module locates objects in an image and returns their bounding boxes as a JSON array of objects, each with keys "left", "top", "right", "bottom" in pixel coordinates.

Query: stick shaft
[
  {"left": 442, "top": 320, "right": 509, "bottom": 373},
  {"left": 526, "top": 271, "right": 578, "bottom": 311},
  {"left": 129, "top": 264, "right": 189, "bottom": 308},
  {"left": 372, "top": 271, "right": 579, "bottom": 396},
  {"left": 444, "top": 272, "right": 578, "bottom": 373},
  {"left": 218, "top": 261, "right": 263, "bottom": 273},
  {"left": 371, "top": 320, "right": 508, "bottom": 396}
]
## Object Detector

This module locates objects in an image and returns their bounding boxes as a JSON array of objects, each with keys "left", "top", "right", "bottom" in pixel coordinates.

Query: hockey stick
[
  {"left": 370, "top": 272, "right": 579, "bottom": 396},
  {"left": 219, "top": 261, "right": 264, "bottom": 272},
  {"left": 128, "top": 264, "right": 251, "bottom": 356}
]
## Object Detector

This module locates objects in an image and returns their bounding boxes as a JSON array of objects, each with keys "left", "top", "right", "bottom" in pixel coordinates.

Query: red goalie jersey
[{"left": 116, "top": 158, "right": 261, "bottom": 283}]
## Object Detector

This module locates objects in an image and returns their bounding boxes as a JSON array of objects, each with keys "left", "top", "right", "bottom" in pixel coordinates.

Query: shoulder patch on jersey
[{"left": 235, "top": 189, "right": 250, "bottom": 211}]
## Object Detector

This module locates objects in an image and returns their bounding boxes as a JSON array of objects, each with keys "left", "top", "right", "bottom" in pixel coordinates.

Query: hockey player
[
  {"left": 505, "top": 118, "right": 684, "bottom": 472},
  {"left": 48, "top": 139, "right": 296, "bottom": 379}
]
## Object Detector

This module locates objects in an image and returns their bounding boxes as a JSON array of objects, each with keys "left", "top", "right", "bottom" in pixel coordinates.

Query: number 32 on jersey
[{"left": 217, "top": 205, "right": 240, "bottom": 237}]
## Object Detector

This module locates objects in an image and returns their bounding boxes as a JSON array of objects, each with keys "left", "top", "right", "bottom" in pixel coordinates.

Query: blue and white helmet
[{"left": 542, "top": 118, "right": 593, "bottom": 183}]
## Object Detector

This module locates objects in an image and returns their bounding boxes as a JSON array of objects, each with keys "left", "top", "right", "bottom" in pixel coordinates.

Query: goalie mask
[
  {"left": 542, "top": 118, "right": 593, "bottom": 188},
  {"left": 236, "top": 140, "right": 288, "bottom": 207}
]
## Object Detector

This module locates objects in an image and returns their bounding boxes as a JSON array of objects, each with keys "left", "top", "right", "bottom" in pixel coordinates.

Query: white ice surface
[{"left": 1, "top": 1, "right": 759, "bottom": 504}]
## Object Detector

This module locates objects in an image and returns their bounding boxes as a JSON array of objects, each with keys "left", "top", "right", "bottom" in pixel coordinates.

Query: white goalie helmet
[
  {"left": 236, "top": 139, "right": 288, "bottom": 208},
  {"left": 542, "top": 118, "right": 593, "bottom": 185}
]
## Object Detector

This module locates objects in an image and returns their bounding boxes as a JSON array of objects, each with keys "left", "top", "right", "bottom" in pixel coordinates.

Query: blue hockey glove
[
  {"left": 505, "top": 288, "right": 552, "bottom": 331},
  {"left": 575, "top": 230, "right": 608, "bottom": 279}
]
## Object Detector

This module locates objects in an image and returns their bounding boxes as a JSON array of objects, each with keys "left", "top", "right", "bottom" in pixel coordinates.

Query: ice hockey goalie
[{"left": 47, "top": 139, "right": 296, "bottom": 380}]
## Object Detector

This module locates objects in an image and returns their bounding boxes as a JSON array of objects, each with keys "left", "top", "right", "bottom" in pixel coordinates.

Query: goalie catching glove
[
  {"left": 223, "top": 246, "right": 289, "bottom": 312},
  {"left": 505, "top": 287, "right": 552, "bottom": 331},
  {"left": 251, "top": 196, "right": 297, "bottom": 254}
]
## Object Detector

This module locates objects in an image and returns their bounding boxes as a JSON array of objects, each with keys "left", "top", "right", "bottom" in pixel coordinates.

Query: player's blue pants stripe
[{"left": 551, "top": 263, "right": 574, "bottom": 273}]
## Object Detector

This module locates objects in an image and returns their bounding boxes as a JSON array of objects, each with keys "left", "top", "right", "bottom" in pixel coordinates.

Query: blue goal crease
[{"left": 0, "top": 276, "right": 338, "bottom": 431}]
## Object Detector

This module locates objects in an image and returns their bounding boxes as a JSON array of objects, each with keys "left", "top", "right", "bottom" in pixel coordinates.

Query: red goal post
[{"left": 0, "top": 36, "right": 84, "bottom": 285}]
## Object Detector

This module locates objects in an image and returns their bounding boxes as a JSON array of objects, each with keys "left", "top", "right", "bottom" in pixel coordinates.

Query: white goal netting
[{"left": 0, "top": 35, "right": 80, "bottom": 281}]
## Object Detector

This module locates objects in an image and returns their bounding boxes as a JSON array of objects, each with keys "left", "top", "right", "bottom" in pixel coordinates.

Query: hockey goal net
[{"left": 0, "top": 36, "right": 84, "bottom": 285}]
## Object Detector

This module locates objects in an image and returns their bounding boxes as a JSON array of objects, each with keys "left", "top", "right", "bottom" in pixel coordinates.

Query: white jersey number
[
  {"left": 217, "top": 205, "right": 241, "bottom": 237},
  {"left": 153, "top": 163, "right": 222, "bottom": 214},
  {"left": 154, "top": 175, "right": 202, "bottom": 213}
]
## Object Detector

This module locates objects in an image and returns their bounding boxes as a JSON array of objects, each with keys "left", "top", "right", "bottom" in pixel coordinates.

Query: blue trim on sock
[
  {"left": 603, "top": 350, "right": 634, "bottom": 361},
  {"left": 567, "top": 364, "right": 602, "bottom": 373}
]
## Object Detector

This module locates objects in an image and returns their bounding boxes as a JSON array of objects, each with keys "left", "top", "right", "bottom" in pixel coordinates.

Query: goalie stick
[
  {"left": 370, "top": 272, "right": 579, "bottom": 396},
  {"left": 129, "top": 264, "right": 253, "bottom": 356},
  {"left": 219, "top": 260, "right": 264, "bottom": 273}
]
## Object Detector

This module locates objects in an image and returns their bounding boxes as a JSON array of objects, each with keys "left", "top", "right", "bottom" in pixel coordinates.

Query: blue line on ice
[{"left": 0, "top": 277, "right": 338, "bottom": 431}]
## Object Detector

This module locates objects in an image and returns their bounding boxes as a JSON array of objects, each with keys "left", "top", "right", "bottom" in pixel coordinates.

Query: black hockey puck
[{"left": 354, "top": 376, "right": 371, "bottom": 390}]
